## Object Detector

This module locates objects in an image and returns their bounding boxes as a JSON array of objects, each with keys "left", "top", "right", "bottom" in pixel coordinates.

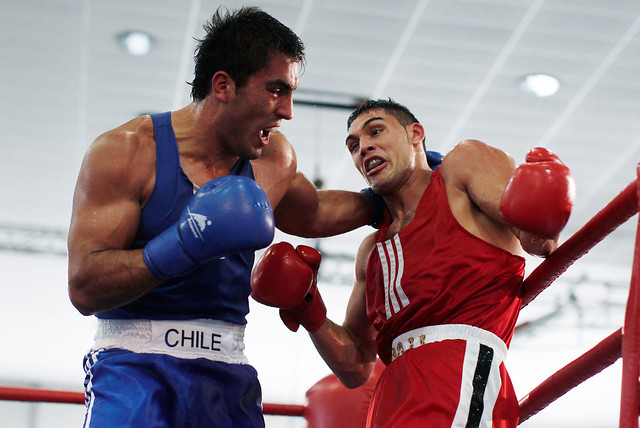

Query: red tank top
[{"left": 366, "top": 169, "right": 525, "bottom": 364}]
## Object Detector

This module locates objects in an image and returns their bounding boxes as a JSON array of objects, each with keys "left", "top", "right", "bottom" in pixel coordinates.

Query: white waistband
[
  {"left": 93, "top": 318, "right": 248, "bottom": 364},
  {"left": 391, "top": 324, "right": 507, "bottom": 362}
]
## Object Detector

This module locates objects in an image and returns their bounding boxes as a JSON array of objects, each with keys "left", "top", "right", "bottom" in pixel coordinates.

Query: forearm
[
  {"left": 68, "top": 248, "right": 160, "bottom": 316},
  {"left": 276, "top": 190, "right": 373, "bottom": 238},
  {"left": 309, "top": 319, "right": 377, "bottom": 388},
  {"left": 315, "top": 190, "right": 374, "bottom": 236}
]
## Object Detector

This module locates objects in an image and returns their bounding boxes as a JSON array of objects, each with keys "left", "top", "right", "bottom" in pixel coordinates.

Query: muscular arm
[
  {"left": 443, "top": 140, "right": 558, "bottom": 256},
  {"left": 254, "top": 132, "right": 374, "bottom": 238},
  {"left": 67, "top": 123, "right": 160, "bottom": 316},
  {"left": 275, "top": 172, "right": 374, "bottom": 238},
  {"left": 308, "top": 235, "right": 378, "bottom": 388}
]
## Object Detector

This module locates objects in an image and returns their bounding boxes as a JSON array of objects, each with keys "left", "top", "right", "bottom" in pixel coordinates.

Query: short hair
[
  {"left": 347, "top": 98, "right": 425, "bottom": 149},
  {"left": 347, "top": 98, "right": 420, "bottom": 130},
  {"left": 189, "top": 6, "right": 305, "bottom": 101}
]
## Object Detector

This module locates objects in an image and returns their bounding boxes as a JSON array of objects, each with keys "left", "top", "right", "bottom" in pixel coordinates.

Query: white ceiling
[{"left": 1, "top": 0, "right": 639, "bottom": 426}]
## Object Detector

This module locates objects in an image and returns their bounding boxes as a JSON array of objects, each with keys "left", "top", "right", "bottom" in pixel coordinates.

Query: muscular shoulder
[
  {"left": 89, "top": 115, "right": 153, "bottom": 159},
  {"left": 254, "top": 130, "right": 296, "bottom": 173},
  {"left": 439, "top": 139, "right": 515, "bottom": 191},
  {"left": 81, "top": 115, "right": 156, "bottom": 202},
  {"left": 252, "top": 130, "right": 298, "bottom": 203}
]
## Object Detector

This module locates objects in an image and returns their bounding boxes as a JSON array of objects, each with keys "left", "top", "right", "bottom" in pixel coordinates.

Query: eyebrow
[
  {"left": 345, "top": 116, "right": 385, "bottom": 145},
  {"left": 268, "top": 78, "right": 296, "bottom": 91}
]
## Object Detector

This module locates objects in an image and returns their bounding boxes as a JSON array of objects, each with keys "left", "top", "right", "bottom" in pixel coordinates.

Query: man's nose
[
  {"left": 360, "top": 144, "right": 374, "bottom": 157},
  {"left": 277, "top": 94, "right": 294, "bottom": 120}
]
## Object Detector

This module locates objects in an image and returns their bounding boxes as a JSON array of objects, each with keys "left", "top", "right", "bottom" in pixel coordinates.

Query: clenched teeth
[{"left": 366, "top": 158, "right": 384, "bottom": 172}]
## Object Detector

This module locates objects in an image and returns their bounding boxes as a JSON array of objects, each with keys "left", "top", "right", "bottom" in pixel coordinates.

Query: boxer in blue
[{"left": 67, "top": 7, "right": 376, "bottom": 428}]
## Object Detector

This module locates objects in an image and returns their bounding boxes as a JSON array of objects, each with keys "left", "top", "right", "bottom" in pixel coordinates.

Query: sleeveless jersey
[
  {"left": 366, "top": 169, "right": 525, "bottom": 364},
  {"left": 97, "top": 112, "right": 256, "bottom": 325}
]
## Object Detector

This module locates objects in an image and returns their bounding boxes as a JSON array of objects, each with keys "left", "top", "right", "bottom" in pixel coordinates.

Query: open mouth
[
  {"left": 259, "top": 127, "right": 275, "bottom": 144},
  {"left": 365, "top": 157, "right": 385, "bottom": 174}
]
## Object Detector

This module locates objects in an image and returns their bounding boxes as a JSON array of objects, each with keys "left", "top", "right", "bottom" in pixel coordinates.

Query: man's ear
[
  {"left": 409, "top": 122, "right": 426, "bottom": 147},
  {"left": 210, "top": 71, "right": 236, "bottom": 103}
]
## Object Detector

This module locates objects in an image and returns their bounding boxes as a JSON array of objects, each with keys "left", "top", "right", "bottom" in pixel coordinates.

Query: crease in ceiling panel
[
  {"left": 572, "top": 135, "right": 640, "bottom": 217},
  {"left": 539, "top": 12, "right": 640, "bottom": 149},
  {"left": 371, "top": 0, "right": 430, "bottom": 99},
  {"left": 75, "top": 0, "right": 92, "bottom": 166},
  {"left": 172, "top": 0, "right": 201, "bottom": 110},
  {"left": 293, "top": 0, "right": 314, "bottom": 36},
  {"left": 438, "top": 0, "right": 545, "bottom": 153},
  {"left": 327, "top": 0, "right": 429, "bottom": 189}
]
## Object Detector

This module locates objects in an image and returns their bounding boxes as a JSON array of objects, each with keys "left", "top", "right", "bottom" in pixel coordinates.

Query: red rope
[
  {"left": 620, "top": 166, "right": 640, "bottom": 428},
  {"left": 522, "top": 178, "right": 639, "bottom": 307},
  {"left": 517, "top": 175, "right": 640, "bottom": 425},
  {"left": 0, "top": 386, "right": 305, "bottom": 417},
  {"left": 518, "top": 328, "right": 622, "bottom": 424},
  {"left": 262, "top": 402, "right": 305, "bottom": 417},
  {"left": 0, "top": 386, "right": 84, "bottom": 404}
]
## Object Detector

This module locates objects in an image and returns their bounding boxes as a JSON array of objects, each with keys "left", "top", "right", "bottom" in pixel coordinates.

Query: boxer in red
[{"left": 252, "top": 98, "right": 575, "bottom": 427}]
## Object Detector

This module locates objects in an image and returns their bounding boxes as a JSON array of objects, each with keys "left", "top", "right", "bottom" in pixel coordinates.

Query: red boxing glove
[
  {"left": 280, "top": 281, "right": 327, "bottom": 333},
  {"left": 251, "top": 242, "right": 314, "bottom": 308},
  {"left": 499, "top": 147, "right": 575, "bottom": 239},
  {"left": 251, "top": 243, "right": 327, "bottom": 332},
  {"left": 279, "top": 246, "right": 327, "bottom": 332}
]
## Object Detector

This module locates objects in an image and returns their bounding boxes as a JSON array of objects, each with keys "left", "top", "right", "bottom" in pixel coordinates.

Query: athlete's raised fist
[
  {"left": 251, "top": 242, "right": 316, "bottom": 308},
  {"left": 143, "top": 175, "right": 275, "bottom": 281},
  {"left": 500, "top": 147, "right": 575, "bottom": 239},
  {"left": 251, "top": 242, "right": 327, "bottom": 332}
]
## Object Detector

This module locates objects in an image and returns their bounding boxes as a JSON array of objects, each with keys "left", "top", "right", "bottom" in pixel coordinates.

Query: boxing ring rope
[
  {"left": 521, "top": 177, "right": 639, "bottom": 307},
  {"left": 517, "top": 328, "right": 623, "bottom": 424},
  {"left": 0, "top": 385, "right": 306, "bottom": 417},
  {"left": 517, "top": 170, "right": 640, "bottom": 426},
  {"left": 1, "top": 174, "right": 639, "bottom": 426}
]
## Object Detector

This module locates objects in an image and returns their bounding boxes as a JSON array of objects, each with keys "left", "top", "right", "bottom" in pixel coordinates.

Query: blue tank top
[{"left": 97, "top": 112, "right": 255, "bottom": 324}]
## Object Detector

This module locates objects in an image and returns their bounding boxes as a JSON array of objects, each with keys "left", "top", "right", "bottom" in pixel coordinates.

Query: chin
[{"left": 246, "top": 147, "right": 263, "bottom": 160}]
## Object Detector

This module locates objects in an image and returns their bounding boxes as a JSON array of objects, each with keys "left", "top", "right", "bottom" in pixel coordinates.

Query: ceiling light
[
  {"left": 517, "top": 73, "right": 560, "bottom": 97},
  {"left": 117, "top": 31, "right": 155, "bottom": 56}
]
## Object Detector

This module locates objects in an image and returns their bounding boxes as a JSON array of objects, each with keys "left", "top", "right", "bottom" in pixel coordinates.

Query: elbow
[
  {"left": 68, "top": 289, "right": 96, "bottom": 316},
  {"left": 340, "top": 374, "right": 369, "bottom": 389},
  {"left": 68, "top": 275, "right": 98, "bottom": 316},
  {"left": 336, "top": 371, "right": 371, "bottom": 389},
  {"left": 334, "top": 361, "right": 375, "bottom": 389}
]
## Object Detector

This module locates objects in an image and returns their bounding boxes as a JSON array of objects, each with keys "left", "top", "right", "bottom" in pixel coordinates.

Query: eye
[
  {"left": 347, "top": 140, "right": 359, "bottom": 153},
  {"left": 371, "top": 127, "right": 382, "bottom": 136}
]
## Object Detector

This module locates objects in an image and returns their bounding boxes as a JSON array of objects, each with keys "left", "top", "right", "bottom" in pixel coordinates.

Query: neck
[
  {"left": 382, "top": 167, "right": 432, "bottom": 231},
  {"left": 172, "top": 102, "right": 239, "bottom": 175}
]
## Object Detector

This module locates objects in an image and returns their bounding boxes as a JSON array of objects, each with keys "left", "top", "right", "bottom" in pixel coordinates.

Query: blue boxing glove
[
  {"left": 143, "top": 175, "right": 275, "bottom": 281},
  {"left": 427, "top": 150, "right": 444, "bottom": 170},
  {"left": 360, "top": 187, "right": 385, "bottom": 228}
]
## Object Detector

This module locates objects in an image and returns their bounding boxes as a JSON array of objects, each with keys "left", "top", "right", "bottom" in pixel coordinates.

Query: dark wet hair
[
  {"left": 347, "top": 98, "right": 425, "bottom": 147},
  {"left": 189, "top": 6, "right": 305, "bottom": 101}
]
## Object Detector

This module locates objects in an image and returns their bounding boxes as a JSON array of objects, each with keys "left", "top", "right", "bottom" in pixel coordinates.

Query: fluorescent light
[
  {"left": 517, "top": 73, "right": 560, "bottom": 97},
  {"left": 117, "top": 31, "right": 154, "bottom": 56}
]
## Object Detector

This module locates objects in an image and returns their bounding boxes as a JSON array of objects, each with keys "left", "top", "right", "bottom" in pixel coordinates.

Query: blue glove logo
[{"left": 186, "top": 207, "right": 212, "bottom": 240}]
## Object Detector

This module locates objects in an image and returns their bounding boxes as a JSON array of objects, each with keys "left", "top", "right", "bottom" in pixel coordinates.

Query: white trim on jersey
[
  {"left": 450, "top": 341, "right": 503, "bottom": 428},
  {"left": 376, "top": 235, "right": 410, "bottom": 319},
  {"left": 83, "top": 349, "right": 100, "bottom": 427},
  {"left": 451, "top": 340, "right": 480, "bottom": 427}
]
